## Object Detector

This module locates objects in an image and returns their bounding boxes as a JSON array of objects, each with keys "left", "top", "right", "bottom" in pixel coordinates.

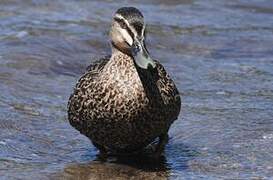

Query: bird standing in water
[{"left": 68, "top": 7, "right": 181, "bottom": 158}]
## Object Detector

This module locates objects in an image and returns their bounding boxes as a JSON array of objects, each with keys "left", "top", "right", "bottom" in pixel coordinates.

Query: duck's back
[{"left": 68, "top": 54, "right": 181, "bottom": 153}]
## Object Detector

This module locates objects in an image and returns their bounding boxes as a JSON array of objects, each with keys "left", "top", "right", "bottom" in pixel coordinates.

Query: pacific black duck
[{"left": 68, "top": 7, "right": 181, "bottom": 157}]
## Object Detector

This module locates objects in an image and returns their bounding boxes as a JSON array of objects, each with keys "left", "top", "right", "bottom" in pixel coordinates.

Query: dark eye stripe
[
  {"left": 114, "top": 17, "right": 135, "bottom": 39},
  {"left": 132, "top": 22, "right": 143, "bottom": 36}
]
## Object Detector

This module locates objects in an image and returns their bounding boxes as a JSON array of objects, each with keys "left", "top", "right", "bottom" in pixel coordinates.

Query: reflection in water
[
  {"left": 55, "top": 155, "right": 170, "bottom": 180},
  {"left": 54, "top": 143, "right": 198, "bottom": 180}
]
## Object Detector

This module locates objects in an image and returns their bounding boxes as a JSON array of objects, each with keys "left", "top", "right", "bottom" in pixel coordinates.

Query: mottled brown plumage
[{"left": 67, "top": 7, "right": 181, "bottom": 156}]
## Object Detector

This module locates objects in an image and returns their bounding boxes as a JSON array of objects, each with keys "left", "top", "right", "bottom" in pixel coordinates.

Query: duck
[{"left": 67, "top": 7, "right": 181, "bottom": 158}]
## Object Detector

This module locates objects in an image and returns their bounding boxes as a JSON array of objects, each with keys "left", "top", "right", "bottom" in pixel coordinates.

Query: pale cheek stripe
[
  {"left": 119, "top": 28, "right": 133, "bottom": 45},
  {"left": 141, "top": 24, "right": 146, "bottom": 37}
]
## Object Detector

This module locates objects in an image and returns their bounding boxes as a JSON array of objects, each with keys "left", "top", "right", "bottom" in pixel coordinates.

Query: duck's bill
[{"left": 131, "top": 42, "right": 156, "bottom": 69}]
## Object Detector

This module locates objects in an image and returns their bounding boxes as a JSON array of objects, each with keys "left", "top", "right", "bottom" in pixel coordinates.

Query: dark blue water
[{"left": 1, "top": 0, "right": 273, "bottom": 179}]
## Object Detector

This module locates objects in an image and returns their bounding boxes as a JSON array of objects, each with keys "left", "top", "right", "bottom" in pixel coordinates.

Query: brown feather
[{"left": 68, "top": 52, "right": 181, "bottom": 153}]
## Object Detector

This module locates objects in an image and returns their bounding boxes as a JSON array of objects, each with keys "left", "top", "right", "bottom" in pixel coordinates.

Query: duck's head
[{"left": 110, "top": 7, "right": 156, "bottom": 69}]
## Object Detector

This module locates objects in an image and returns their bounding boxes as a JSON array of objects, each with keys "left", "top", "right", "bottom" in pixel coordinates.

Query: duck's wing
[
  {"left": 154, "top": 60, "right": 181, "bottom": 121},
  {"left": 67, "top": 56, "right": 110, "bottom": 130}
]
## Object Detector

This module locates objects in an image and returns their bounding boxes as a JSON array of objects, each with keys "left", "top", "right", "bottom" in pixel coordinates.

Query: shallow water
[{"left": 1, "top": 0, "right": 273, "bottom": 179}]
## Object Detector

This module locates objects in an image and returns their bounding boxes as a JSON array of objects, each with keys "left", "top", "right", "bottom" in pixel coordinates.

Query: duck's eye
[
  {"left": 114, "top": 17, "right": 127, "bottom": 29},
  {"left": 119, "top": 21, "right": 128, "bottom": 29}
]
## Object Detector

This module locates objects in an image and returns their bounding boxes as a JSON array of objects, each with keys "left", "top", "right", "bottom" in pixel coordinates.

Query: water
[{"left": 1, "top": 0, "right": 273, "bottom": 179}]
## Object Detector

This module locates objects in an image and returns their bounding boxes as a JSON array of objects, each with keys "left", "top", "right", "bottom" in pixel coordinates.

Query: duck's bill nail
[{"left": 132, "top": 42, "right": 156, "bottom": 69}]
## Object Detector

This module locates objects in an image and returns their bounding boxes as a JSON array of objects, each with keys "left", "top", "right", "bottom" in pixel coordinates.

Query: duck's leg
[{"left": 154, "top": 133, "right": 169, "bottom": 157}]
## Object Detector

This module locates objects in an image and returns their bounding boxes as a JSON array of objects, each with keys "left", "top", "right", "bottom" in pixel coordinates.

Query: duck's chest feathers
[
  {"left": 98, "top": 54, "right": 147, "bottom": 106},
  {"left": 100, "top": 55, "right": 140, "bottom": 98}
]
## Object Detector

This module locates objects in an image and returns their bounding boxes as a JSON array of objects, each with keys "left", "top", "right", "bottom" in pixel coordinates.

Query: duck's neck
[
  {"left": 111, "top": 47, "right": 129, "bottom": 58},
  {"left": 108, "top": 47, "right": 156, "bottom": 78},
  {"left": 107, "top": 47, "right": 136, "bottom": 70}
]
